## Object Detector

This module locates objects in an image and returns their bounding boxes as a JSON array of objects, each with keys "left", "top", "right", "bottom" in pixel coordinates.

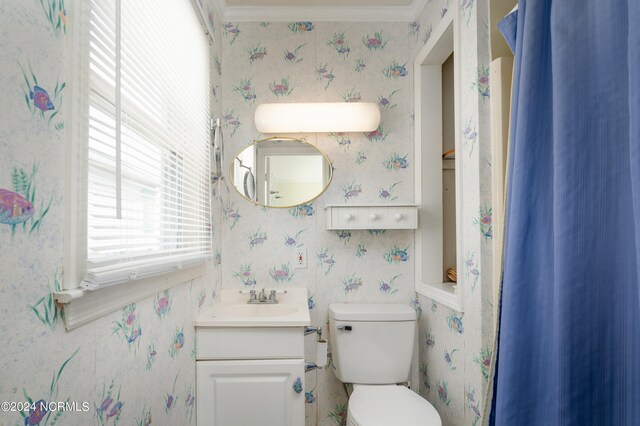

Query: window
[{"left": 67, "top": 0, "right": 211, "bottom": 293}]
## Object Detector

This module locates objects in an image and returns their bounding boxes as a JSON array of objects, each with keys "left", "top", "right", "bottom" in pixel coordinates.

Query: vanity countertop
[{"left": 195, "top": 288, "right": 310, "bottom": 327}]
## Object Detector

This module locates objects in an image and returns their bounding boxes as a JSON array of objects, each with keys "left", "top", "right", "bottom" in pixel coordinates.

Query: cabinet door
[{"left": 197, "top": 359, "right": 305, "bottom": 426}]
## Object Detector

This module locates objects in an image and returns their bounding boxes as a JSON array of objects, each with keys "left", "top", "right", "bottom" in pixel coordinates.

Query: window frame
[{"left": 57, "top": 0, "right": 213, "bottom": 330}]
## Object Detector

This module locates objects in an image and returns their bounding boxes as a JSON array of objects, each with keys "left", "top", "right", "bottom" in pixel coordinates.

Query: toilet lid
[{"left": 348, "top": 386, "right": 442, "bottom": 426}]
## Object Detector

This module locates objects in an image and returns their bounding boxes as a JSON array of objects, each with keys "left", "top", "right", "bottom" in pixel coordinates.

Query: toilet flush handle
[{"left": 337, "top": 325, "right": 352, "bottom": 331}]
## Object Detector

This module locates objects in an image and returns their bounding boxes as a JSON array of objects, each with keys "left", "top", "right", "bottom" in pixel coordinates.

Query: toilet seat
[{"left": 347, "top": 385, "right": 442, "bottom": 426}]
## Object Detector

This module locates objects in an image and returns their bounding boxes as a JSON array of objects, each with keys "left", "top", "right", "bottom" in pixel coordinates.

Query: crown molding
[
  {"left": 411, "top": 0, "right": 428, "bottom": 20},
  {"left": 210, "top": 0, "right": 226, "bottom": 21},
  {"left": 213, "top": 0, "right": 427, "bottom": 22}
]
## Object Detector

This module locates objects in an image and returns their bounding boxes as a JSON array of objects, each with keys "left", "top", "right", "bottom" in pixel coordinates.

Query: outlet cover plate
[{"left": 294, "top": 248, "right": 307, "bottom": 269}]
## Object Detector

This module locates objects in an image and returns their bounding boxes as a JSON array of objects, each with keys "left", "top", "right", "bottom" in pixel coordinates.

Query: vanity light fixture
[{"left": 254, "top": 102, "right": 380, "bottom": 133}]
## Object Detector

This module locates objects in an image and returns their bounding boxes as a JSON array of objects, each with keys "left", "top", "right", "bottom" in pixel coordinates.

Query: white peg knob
[
  {"left": 345, "top": 213, "right": 354, "bottom": 221},
  {"left": 395, "top": 213, "right": 403, "bottom": 221},
  {"left": 370, "top": 213, "right": 378, "bottom": 220}
]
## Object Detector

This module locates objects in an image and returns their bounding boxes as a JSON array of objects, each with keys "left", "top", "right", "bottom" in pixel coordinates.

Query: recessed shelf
[
  {"left": 416, "top": 282, "right": 461, "bottom": 312},
  {"left": 414, "top": 8, "right": 463, "bottom": 312},
  {"left": 443, "top": 158, "right": 455, "bottom": 170}
]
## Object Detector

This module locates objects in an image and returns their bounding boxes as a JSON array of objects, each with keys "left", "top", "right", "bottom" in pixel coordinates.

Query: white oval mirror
[{"left": 230, "top": 137, "right": 333, "bottom": 208}]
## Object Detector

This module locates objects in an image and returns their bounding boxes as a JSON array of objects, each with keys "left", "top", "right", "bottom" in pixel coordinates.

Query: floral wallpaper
[
  {"left": 215, "top": 2, "right": 495, "bottom": 424},
  {"left": 0, "top": 1, "right": 223, "bottom": 425},
  {"left": 412, "top": 1, "right": 496, "bottom": 426},
  {"left": 0, "top": 0, "right": 496, "bottom": 424},
  {"left": 218, "top": 18, "right": 419, "bottom": 426}
]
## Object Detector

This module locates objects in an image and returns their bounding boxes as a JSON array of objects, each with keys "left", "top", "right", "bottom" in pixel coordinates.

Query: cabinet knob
[
  {"left": 345, "top": 213, "right": 353, "bottom": 221},
  {"left": 370, "top": 213, "right": 378, "bottom": 220},
  {"left": 395, "top": 213, "right": 403, "bottom": 221}
]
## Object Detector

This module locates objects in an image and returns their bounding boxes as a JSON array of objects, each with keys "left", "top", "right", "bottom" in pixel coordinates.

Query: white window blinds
[{"left": 83, "top": 0, "right": 211, "bottom": 290}]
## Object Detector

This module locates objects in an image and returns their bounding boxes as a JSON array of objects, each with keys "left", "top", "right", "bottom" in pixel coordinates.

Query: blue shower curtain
[{"left": 490, "top": 0, "right": 640, "bottom": 424}]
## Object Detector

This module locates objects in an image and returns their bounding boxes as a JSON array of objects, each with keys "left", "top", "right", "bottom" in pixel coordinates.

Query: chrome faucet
[{"left": 247, "top": 288, "right": 279, "bottom": 304}]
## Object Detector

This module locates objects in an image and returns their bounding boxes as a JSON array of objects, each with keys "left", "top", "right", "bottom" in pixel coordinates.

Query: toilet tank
[{"left": 329, "top": 304, "right": 416, "bottom": 384}]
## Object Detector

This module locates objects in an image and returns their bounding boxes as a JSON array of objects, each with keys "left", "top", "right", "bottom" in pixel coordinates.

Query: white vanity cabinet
[
  {"left": 195, "top": 289, "right": 310, "bottom": 426},
  {"left": 197, "top": 358, "right": 304, "bottom": 426},
  {"left": 196, "top": 327, "right": 306, "bottom": 426}
]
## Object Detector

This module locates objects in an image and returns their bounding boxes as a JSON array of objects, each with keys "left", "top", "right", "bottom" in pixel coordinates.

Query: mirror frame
[{"left": 229, "top": 136, "right": 333, "bottom": 209}]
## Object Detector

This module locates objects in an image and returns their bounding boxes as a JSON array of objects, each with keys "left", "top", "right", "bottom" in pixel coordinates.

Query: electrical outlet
[{"left": 295, "top": 248, "right": 307, "bottom": 269}]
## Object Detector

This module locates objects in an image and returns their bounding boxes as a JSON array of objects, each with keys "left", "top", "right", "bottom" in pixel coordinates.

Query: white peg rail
[{"left": 324, "top": 204, "right": 418, "bottom": 230}]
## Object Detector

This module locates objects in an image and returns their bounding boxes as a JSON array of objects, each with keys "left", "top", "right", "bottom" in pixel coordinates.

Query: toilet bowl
[
  {"left": 329, "top": 303, "right": 442, "bottom": 426},
  {"left": 347, "top": 385, "right": 441, "bottom": 426}
]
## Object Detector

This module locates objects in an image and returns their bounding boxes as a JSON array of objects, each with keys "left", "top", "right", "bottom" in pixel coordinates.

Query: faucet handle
[
  {"left": 248, "top": 290, "right": 257, "bottom": 302},
  {"left": 268, "top": 290, "right": 277, "bottom": 303}
]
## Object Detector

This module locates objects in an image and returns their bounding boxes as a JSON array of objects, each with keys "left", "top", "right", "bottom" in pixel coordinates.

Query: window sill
[
  {"left": 416, "top": 282, "right": 463, "bottom": 312},
  {"left": 55, "top": 263, "right": 207, "bottom": 330}
]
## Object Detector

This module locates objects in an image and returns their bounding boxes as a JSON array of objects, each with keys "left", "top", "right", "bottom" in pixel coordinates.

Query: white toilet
[{"left": 329, "top": 303, "right": 442, "bottom": 426}]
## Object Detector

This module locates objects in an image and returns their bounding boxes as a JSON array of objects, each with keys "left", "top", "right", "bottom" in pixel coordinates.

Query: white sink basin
[
  {"left": 217, "top": 304, "right": 299, "bottom": 318},
  {"left": 196, "top": 288, "right": 310, "bottom": 327}
]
